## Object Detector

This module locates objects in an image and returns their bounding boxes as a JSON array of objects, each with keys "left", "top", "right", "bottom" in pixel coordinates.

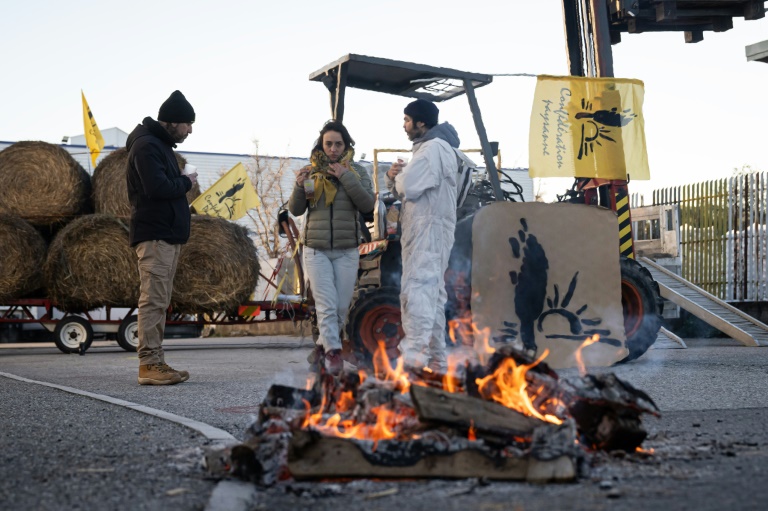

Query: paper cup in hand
[{"left": 184, "top": 164, "right": 197, "bottom": 175}]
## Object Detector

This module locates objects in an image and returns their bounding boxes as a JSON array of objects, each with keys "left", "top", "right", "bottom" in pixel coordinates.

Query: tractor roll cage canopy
[{"left": 309, "top": 54, "right": 504, "bottom": 201}]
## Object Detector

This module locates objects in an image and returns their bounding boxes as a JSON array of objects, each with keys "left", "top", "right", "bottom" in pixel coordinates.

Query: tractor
[{"left": 306, "top": 54, "right": 663, "bottom": 368}]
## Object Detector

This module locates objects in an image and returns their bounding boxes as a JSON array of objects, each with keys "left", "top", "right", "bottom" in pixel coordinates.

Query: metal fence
[{"left": 652, "top": 173, "right": 768, "bottom": 302}]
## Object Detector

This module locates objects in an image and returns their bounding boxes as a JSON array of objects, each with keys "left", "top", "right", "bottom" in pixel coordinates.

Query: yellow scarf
[{"left": 309, "top": 148, "right": 358, "bottom": 207}]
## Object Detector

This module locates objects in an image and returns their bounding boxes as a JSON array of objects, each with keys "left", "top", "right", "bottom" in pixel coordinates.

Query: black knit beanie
[
  {"left": 404, "top": 99, "right": 439, "bottom": 127},
  {"left": 158, "top": 90, "right": 195, "bottom": 123}
]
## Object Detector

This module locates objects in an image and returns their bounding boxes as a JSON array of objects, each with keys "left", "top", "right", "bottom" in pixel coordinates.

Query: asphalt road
[{"left": 1, "top": 335, "right": 767, "bottom": 510}]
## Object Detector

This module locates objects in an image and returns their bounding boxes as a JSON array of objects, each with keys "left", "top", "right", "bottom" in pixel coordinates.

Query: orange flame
[
  {"left": 442, "top": 352, "right": 463, "bottom": 393},
  {"left": 336, "top": 391, "right": 356, "bottom": 413},
  {"left": 574, "top": 334, "right": 600, "bottom": 376},
  {"left": 372, "top": 341, "right": 410, "bottom": 395},
  {"left": 301, "top": 342, "right": 412, "bottom": 443},
  {"left": 302, "top": 325, "right": 567, "bottom": 445},
  {"left": 474, "top": 325, "right": 496, "bottom": 365},
  {"left": 448, "top": 316, "right": 496, "bottom": 365},
  {"left": 475, "top": 349, "right": 563, "bottom": 425},
  {"left": 369, "top": 405, "right": 398, "bottom": 441}
]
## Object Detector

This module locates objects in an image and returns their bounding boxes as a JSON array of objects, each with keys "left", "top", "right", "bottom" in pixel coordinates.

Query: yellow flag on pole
[
  {"left": 81, "top": 91, "right": 105, "bottom": 168},
  {"left": 190, "top": 163, "right": 260, "bottom": 220},
  {"left": 528, "top": 75, "right": 649, "bottom": 180}
]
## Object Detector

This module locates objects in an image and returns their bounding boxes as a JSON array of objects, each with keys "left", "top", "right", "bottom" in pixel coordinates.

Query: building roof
[{"left": 69, "top": 127, "right": 129, "bottom": 147}]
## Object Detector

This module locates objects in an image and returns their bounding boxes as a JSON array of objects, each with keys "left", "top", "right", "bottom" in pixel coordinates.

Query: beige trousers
[{"left": 134, "top": 240, "right": 181, "bottom": 366}]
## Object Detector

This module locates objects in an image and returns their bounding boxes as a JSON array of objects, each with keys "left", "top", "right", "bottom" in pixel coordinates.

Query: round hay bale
[
  {"left": 44, "top": 214, "right": 139, "bottom": 312},
  {"left": 0, "top": 141, "right": 92, "bottom": 226},
  {"left": 0, "top": 214, "right": 47, "bottom": 301},
  {"left": 172, "top": 216, "right": 260, "bottom": 313},
  {"left": 92, "top": 148, "right": 201, "bottom": 217}
]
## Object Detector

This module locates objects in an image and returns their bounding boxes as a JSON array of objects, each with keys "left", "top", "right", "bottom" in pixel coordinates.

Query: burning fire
[
  {"left": 475, "top": 349, "right": 563, "bottom": 425},
  {"left": 299, "top": 342, "right": 415, "bottom": 443},
  {"left": 442, "top": 352, "right": 463, "bottom": 393},
  {"left": 372, "top": 341, "right": 411, "bottom": 395},
  {"left": 302, "top": 325, "right": 566, "bottom": 441},
  {"left": 574, "top": 334, "right": 600, "bottom": 376},
  {"left": 301, "top": 392, "right": 398, "bottom": 442},
  {"left": 448, "top": 316, "right": 495, "bottom": 365}
]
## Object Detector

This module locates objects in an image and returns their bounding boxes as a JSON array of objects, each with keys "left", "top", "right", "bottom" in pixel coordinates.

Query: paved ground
[{"left": 1, "top": 335, "right": 767, "bottom": 510}]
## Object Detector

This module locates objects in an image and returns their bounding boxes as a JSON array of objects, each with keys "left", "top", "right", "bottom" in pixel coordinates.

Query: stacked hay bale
[
  {"left": 172, "top": 216, "right": 260, "bottom": 314},
  {"left": 92, "top": 147, "right": 200, "bottom": 217},
  {"left": 43, "top": 214, "right": 139, "bottom": 312},
  {"left": 0, "top": 214, "right": 47, "bottom": 301},
  {"left": 0, "top": 141, "right": 91, "bottom": 227},
  {"left": 0, "top": 141, "right": 90, "bottom": 302},
  {"left": 0, "top": 140, "right": 260, "bottom": 317},
  {"left": 42, "top": 214, "right": 261, "bottom": 313}
]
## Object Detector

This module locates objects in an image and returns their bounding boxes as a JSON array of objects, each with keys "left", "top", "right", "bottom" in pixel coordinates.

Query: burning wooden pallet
[{"left": 212, "top": 342, "right": 658, "bottom": 486}]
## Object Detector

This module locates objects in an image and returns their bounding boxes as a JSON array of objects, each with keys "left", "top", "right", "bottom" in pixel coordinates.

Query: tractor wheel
[
  {"left": 619, "top": 256, "right": 663, "bottom": 362},
  {"left": 53, "top": 316, "right": 94, "bottom": 354},
  {"left": 346, "top": 287, "right": 404, "bottom": 367},
  {"left": 117, "top": 315, "right": 139, "bottom": 352}
]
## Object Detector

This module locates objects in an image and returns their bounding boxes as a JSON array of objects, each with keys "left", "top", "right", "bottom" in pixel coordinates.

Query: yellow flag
[
  {"left": 81, "top": 91, "right": 105, "bottom": 168},
  {"left": 528, "top": 75, "right": 649, "bottom": 180},
  {"left": 190, "top": 163, "right": 260, "bottom": 220}
]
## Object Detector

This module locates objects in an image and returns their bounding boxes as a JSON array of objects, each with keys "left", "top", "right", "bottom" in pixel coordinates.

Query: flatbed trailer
[{"left": 0, "top": 297, "right": 310, "bottom": 354}]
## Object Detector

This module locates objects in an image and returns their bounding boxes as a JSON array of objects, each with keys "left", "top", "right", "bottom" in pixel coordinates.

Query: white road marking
[{"left": 0, "top": 370, "right": 236, "bottom": 443}]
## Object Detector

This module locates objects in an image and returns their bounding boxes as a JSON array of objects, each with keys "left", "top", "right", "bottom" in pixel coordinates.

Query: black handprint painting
[{"left": 470, "top": 202, "right": 627, "bottom": 368}]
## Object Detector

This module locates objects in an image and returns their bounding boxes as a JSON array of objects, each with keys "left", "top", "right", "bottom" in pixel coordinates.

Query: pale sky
[{"left": 1, "top": 0, "right": 766, "bottom": 201}]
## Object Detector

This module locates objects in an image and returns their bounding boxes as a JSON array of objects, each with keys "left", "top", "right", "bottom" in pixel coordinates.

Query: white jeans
[{"left": 303, "top": 247, "right": 360, "bottom": 351}]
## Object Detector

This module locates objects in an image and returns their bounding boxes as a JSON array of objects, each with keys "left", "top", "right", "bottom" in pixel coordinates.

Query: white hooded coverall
[{"left": 387, "top": 123, "right": 459, "bottom": 368}]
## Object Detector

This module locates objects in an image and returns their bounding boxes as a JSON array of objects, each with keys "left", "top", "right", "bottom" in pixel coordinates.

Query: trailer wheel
[
  {"left": 53, "top": 316, "right": 94, "bottom": 354},
  {"left": 117, "top": 315, "right": 139, "bottom": 352},
  {"left": 346, "top": 287, "right": 403, "bottom": 367},
  {"left": 619, "top": 256, "right": 663, "bottom": 362}
]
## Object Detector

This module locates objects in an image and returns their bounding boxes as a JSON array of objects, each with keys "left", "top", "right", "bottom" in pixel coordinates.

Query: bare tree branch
[{"left": 242, "top": 141, "right": 293, "bottom": 261}]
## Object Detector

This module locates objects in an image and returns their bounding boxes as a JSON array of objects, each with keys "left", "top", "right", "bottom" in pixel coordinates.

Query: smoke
[{"left": 669, "top": 310, "right": 726, "bottom": 339}]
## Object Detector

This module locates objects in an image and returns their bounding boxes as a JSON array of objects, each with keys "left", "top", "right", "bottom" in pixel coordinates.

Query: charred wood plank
[
  {"left": 264, "top": 384, "right": 318, "bottom": 409},
  {"left": 560, "top": 373, "right": 659, "bottom": 452},
  {"left": 287, "top": 430, "right": 576, "bottom": 482},
  {"left": 410, "top": 384, "right": 541, "bottom": 437}
]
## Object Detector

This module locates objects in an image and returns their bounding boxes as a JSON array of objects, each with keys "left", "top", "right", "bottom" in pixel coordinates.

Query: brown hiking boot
[
  {"left": 138, "top": 364, "right": 183, "bottom": 385},
  {"left": 158, "top": 363, "right": 189, "bottom": 382}
]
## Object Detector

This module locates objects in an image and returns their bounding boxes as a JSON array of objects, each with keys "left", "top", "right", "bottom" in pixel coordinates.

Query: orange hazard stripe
[
  {"left": 358, "top": 240, "right": 387, "bottom": 255},
  {"left": 238, "top": 305, "right": 261, "bottom": 317}
]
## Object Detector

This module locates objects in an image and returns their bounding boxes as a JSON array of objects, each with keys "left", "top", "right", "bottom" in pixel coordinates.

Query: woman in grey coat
[{"left": 288, "top": 120, "right": 375, "bottom": 374}]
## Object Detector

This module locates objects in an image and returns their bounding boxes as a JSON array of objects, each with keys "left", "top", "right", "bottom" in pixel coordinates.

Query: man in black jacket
[{"left": 126, "top": 90, "right": 198, "bottom": 385}]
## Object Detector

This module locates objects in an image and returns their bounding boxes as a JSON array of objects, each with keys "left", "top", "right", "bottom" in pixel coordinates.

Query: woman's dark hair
[{"left": 312, "top": 120, "right": 355, "bottom": 154}]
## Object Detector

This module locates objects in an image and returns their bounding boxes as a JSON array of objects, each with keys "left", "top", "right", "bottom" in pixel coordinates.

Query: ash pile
[{"left": 208, "top": 341, "right": 658, "bottom": 486}]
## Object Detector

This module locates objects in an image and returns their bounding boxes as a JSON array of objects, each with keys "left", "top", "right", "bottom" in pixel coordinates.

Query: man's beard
[
  {"left": 165, "top": 124, "right": 188, "bottom": 143},
  {"left": 407, "top": 127, "right": 425, "bottom": 141}
]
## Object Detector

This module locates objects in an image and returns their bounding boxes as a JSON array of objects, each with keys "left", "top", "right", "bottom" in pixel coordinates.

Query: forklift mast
[{"left": 561, "top": 0, "right": 636, "bottom": 259}]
